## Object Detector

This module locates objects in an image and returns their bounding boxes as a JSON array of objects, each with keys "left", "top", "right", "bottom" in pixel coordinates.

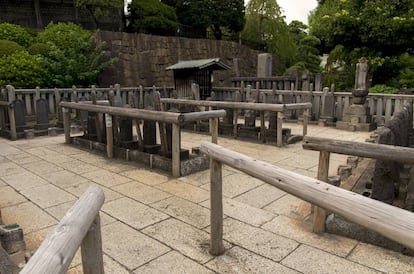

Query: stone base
[
  {"left": 337, "top": 104, "right": 377, "bottom": 132},
  {"left": 336, "top": 121, "right": 377, "bottom": 132}
]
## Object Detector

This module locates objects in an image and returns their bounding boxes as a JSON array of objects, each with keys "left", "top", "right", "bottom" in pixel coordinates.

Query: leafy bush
[
  {"left": 36, "top": 22, "right": 114, "bottom": 87},
  {"left": 0, "top": 40, "right": 24, "bottom": 57},
  {"left": 0, "top": 23, "right": 33, "bottom": 47},
  {"left": 28, "top": 43, "right": 50, "bottom": 56},
  {"left": 369, "top": 85, "right": 398, "bottom": 94},
  {"left": 0, "top": 51, "right": 49, "bottom": 88}
]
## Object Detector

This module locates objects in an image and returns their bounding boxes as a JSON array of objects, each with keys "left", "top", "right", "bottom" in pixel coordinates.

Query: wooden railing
[
  {"left": 302, "top": 136, "right": 414, "bottom": 233},
  {"left": 60, "top": 101, "right": 226, "bottom": 177},
  {"left": 161, "top": 98, "right": 311, "bottom": 147},
  {"left": 200, "top": 142, "right": 414, "bottom": 255},
  {"left": 20, "top": 185, "right": 105, "bottom": 274}
]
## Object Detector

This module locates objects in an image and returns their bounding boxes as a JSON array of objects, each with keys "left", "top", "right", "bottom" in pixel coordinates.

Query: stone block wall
[{"left": 97, "top": 31, "right": 266, "bottom": 87}]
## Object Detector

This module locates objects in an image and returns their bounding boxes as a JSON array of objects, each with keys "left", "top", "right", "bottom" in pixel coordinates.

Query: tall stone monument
[{"left": 336, "top": 57, "right": 376, "bottom": 131}]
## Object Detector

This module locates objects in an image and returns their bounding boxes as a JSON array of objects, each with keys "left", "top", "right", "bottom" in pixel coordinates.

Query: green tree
[
  {"left": 128, "top": 0, "right": 178, "bottom": 35},
  {"left": 0, "top": 23, "right": 33, "bottom": 47},
  {"left": 309, "top": 0, "right": 414, "bottom": 89},
  {"left": 164, "top": 0, "right": 245, "bottom": 39},
  {"left": 241, "top": 0, "right": 296, "bottom": 71},
  {"left": 36, "top": 22, "right": 113, "bottom": 87},
  {"left": 75, "top": 0, "right": 124, "bottom": 30}
]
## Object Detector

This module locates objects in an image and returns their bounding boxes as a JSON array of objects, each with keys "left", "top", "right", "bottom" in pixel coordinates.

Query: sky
[{"left": 246, "top": 0, "right": 319, "bottom": 24}]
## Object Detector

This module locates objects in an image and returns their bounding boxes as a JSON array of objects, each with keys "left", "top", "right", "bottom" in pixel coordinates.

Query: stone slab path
[{"left": 1, "top": 123, "right": 413, "bottom": 273}]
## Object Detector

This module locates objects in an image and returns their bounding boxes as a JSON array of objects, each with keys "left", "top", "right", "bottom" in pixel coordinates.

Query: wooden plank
[
  {"left": 179, "top": 110, "right": 226, "bottom": 125},
  {"left": 199, "top": 142, "right": 414, "bottom": 250},
  {"left": 277, "top": 112, "right": 284, "bottom": 147},
  {"left": 8, "top": 105, "right": 17, "bottom": 141},
  {"left": 20, "top": 185, "right": 105, "bottom": 274},
  {"left": 233, "top": 109, "right": 238, "bottom": 137},
  {"left": 172, "top": 123, "right": 181, "bottom": 177},
  {"left": 210, "top": 158, "right": 224, "bottom": 255},
  {"left": 81, "top": 214, "right": 104, "bottom": 274},
  {"left": 303, "top": 136, "right": 414, "bottom": 163},
  {"left": 210, "top": 117, "right": 218, "bottom": 144},
  {"left": 303, "top": 109, "right": 309, "bottom": 136},
  {"left": 313, "top": 151, "right": 330, "bottom": 233},
  {"left": 260, "top": 111, "right": 265, "bottom": 143}
]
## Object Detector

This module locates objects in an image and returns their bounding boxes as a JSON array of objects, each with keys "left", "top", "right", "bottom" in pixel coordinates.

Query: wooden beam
[
  {"left": 63, "top": 107, "right": 70, "bottom": 144},
  {"left": 20, "top": 185, "right": 105, "bottom": 274},
  {"left": 172, "top": 123, "right": 181, "bottom": 177},
  {"left": 81, "top": 214, "right": 104, "bottom": 274},
  {"left": 303, "top": 136, "right": 414, "bottom": 164},
  {"left": 313, "top": 151, "right": 330, "bottom": 233},
  {"left": 210, "top": 158, "right": 224, "bottom": 255},
  {"left": 105, "top": 114, "right": 113, "bottom": 158},
  {"left": 199, "top": 142, "right": 414, "bottom": 250}
]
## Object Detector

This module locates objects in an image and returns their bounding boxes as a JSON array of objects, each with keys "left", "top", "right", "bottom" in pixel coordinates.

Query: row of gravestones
[
  {"left": 0, "top": 96, "right": 52, "bottom": 138},
  {"left": 80, "top": 88, "right": 181, "bottom": 158}
]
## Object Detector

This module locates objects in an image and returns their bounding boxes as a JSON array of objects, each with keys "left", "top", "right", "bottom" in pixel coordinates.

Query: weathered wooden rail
[
  {"left": 20, "top": 185, "right": 105, "bottom": 274},
  {"left": 302, "top": 136, "right": 414, "bottom": 233},
  {"left": 200, "top": 142, "right": 414, "bottom": 255},
  {"left": 60, "top": 101, "right": 226, "bottom": 177},
  {"left": 161, "top": 98, "right": 311, "bottom": 147}
]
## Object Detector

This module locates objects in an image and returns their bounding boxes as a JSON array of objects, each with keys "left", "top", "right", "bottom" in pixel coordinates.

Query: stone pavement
[{"left": 1, "top": 123, "right": 414, "bottom": 273}]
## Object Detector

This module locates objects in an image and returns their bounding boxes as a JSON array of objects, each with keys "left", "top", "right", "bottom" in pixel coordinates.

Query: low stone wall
[{"left": 97, "top": 31, "right": 265, "bottom": 88}]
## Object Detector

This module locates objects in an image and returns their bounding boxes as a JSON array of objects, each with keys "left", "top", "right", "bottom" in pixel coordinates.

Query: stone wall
[{"left": 97, "top": 31, "right": 266, "bottom": 87}]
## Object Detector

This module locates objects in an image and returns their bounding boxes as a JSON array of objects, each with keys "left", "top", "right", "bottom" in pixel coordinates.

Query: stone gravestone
[
  {"left": 244, "top": 86, "right": 257, "bottom": 128},
  {"left": 257, "top": 53, "right": 272, "bottom": 78},
  {"left": 34, "top": 98, "right": 50, "bottom": 130},
  {"left": 13, "top": 100, "right": 27, "bottom": 133},
  {"left": 118, "top": 104, "right": 134, "bottom": 148},
  {"left": 318, "top": 87, "right": 336, "bottom": 126}
]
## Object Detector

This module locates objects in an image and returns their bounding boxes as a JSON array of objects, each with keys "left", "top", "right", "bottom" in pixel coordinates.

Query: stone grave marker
[
  {"left": 34, "top": 98, "right": 50, "bottom": 130},
  {"left": 13, "top": 100, "right": 27, "bottom": 133}
]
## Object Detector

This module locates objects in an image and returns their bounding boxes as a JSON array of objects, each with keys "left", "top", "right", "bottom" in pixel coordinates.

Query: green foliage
[
  {"left": 0, "top": 23, "right": 33, "bottom": 47},
  {"left": 0, "top": 51, "right": 49, "bottom": 88},
  {"left": 309, "top": 0, "right": 414, "bottom": 89},
  {"left": 75, "top": 0, "right": 124, "bottom": 29},
  {"left": 241, "top": 0, "right": 296, "bottom": 71},
  {"left": 0, "top": 40, "right": 24, "bottom": 57},
  {"left": 27, "top": 43, "right": 50, "bottom": 56},
  {"left": 128, "top": 0, "right": 178, "bottom": 35},
  {"left": 36, "top": 22, "right": 114, "bottom": 87},
  {"left": 369, "top": 85, "right": 398, "bottom": 94}
]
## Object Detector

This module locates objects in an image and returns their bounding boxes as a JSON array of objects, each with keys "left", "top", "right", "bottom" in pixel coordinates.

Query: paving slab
[
  {"left": 152, "top": 196, "right": 211, "bottom": 229},
  {"left": 281, "top": 245, "right": 381, "bottom": 273},
  {"left": 234, "top": 183, "right": 286, "bottom": 208},
  {"left": 82, "top": 169, "right": 131, "bottom": 187},
  {"left": 0, "top": 162, "right": 26, "bottom": 176},
  {"left": 156, "top": 180, "right": 209, "bottom": 203},
  {"left": 348, "top": 242, "right": 414, "bottom": 273},
  {"left": 142, "top": 218, "right": 229, "bottom": 264},
  {"left": 120, "top": 169, "right": 170, "bottom": 185},
  {"left": 201, "top": 198, "right": 275, "bottom": 227},
  {"left": 112, "top": 181, "right": 171, "bottom": 204},
  {"left": 0, "top": 143, "right": 21, "bottom": 156},
  {"left": 20, "top": 184, "right": 76, "bottom": 208},
  {"left": 218, "top": 218, "right": 299, "bottom": 262},
  {"left": 135, "top": 251, "right": 214, "bottom": 274},
  {"left": 21, "top": 160, "right": 64, "bottom": 176},
  {"left": 205, "top": 246, "right": 299, "bottom": 274},
  {"left": 0, "top": 186, "right": 27, "bottom": 207},
  {"left": 65, "top": 182, "right": 122, "bottom": 203},
  {"left": 102, "top": 221, "right": 170, "bottom": 271},
  {"left": 102, "top": 197, "right": 169, "bottom": 229},
  {"left": 6, "top": 153, "right": 41, "bottom": 165},
  {"left": 1, "top": 171, "right": 48, "bottom": 191},
  {"left": 55, "top": 160, "right": 101, "bottom": 174},
  {"left": 1, "top": 202, "right": 57, "bottom": 234},
  {"left": 262, "top": 215, "right": 358, "bottom": 257},
  {"left": 201, "top": 173, "right": 263, "bottom": 198},
  {"left": 264, "top": 194, "right": 311, "bottom": 221},
  {"left": 41, "top": 170, "right": 89, "bottom": 189}
]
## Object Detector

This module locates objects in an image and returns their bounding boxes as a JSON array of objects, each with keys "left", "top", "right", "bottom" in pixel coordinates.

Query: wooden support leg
[
  {"left": 277, "top": 112, "right": 284, "bottom": 147},
  {"left": 303, "top": 109, "right": 309, "bottom": 136},
  {"left": 313, "top": 150, "right": 330, "bottom": 233},
  {"left": 210, "top": 158, "right": 224, "bottom": 255},
  {"left": 233, "top": 109, "right": 238, "bottom": 138},
  {"left": 210, "top": 117, "right": 218, "bottom": 144},
  {"left": 260, "top": 111, "right": 265, "bottom": 143},
  {"left": 63, "top": 107, "right": 70, "bottom": 144},
  {"left": 81, "top": 214, "right": 104, "bottom": 274},
  {"left": 172, "top": 123, "right": 180, "bottom": 177}
]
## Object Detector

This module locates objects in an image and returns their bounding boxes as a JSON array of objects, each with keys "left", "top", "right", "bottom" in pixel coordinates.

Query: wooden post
[
  {"left": 8, "top": 104, "right": 17, "bottom": 141},
  {"left": 172, "top": 123, "right": 181, "bottom": 177},
  {"left": 63, "top": 107, "right": 70, "bottom": 144},
  {"left": 313, "top": 150, "right": 330, "bottom": 233},
  {"left": 210, "top": 158, "right": 224, "bottom": 255},
  {"left": 233, "top": 109, "right": 238, "bottom": 138},
  {"left": 81, "top": 214, "right": 104, "bottom": 274},
  {"left": 303, "top": 108, "right": 309, "bottom": 136},
  {"left": 277, "top": 112, "right": 284, "bottom": 147},
  {"left": 105, "top": 114, "right": 113, "bottom": 158},
  {"left": 260, "top": 111, "right": 265, "bottom": 143},
  {"left": 210, "top": 117, "right": 218, "bottom": 144}
]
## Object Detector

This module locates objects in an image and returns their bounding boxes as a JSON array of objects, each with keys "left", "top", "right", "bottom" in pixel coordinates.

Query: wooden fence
[
  {"left": 20, "top": 185, "right": 105, "bottom": 274},
  {"left": 199, "top": 142, "right": 414, "bottom": 255},
  {"left": 60, "top": 101, "right": 225, "bottom": 177}
]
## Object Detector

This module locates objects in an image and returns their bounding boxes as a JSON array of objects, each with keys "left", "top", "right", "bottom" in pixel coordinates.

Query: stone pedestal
[{"left": 336, "top": 104, "right": 377, "bottom": 131}]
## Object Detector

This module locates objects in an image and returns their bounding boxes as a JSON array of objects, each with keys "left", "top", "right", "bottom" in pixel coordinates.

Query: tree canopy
[
  {"left": 241, "top": 0, "right": 296, "bottom": 71},
  {"left": 75, "top": 0, "right": 124, "bottom": 30},
  {"left": 309, "top": 0, "right": 414, "bottom": 89}
]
